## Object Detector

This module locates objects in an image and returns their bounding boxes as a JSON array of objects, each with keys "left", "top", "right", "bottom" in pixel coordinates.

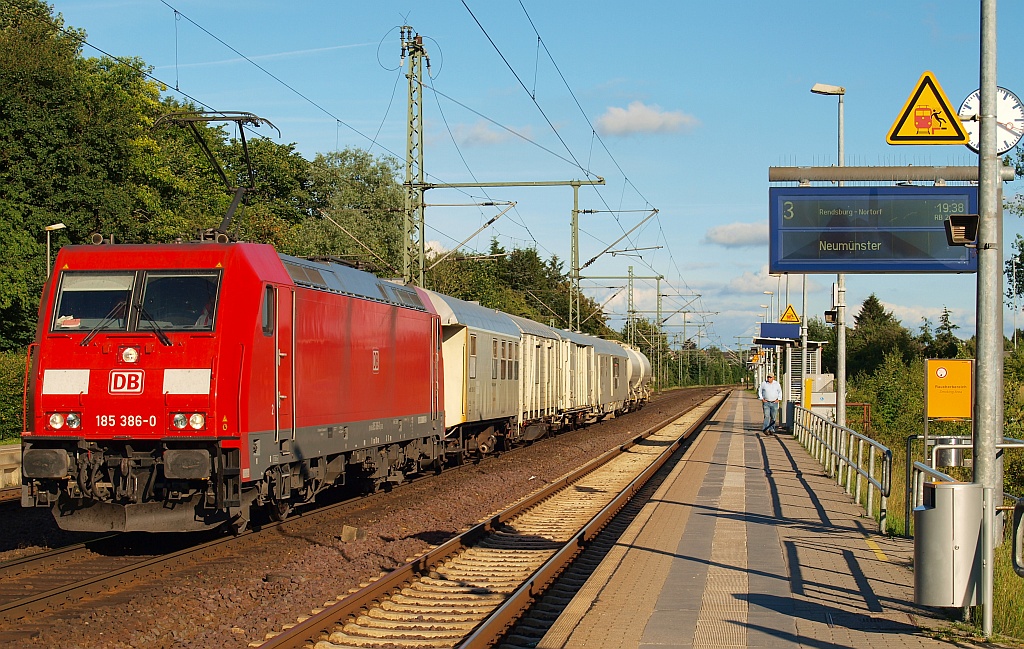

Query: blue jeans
[{"left": 762, "top": 401, "right": 779, "bottom": 432}]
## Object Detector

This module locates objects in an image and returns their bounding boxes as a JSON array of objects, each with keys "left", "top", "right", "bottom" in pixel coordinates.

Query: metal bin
[
  {"left": 933, "top": 435, "right": 970, "bottom": 468},
  {"left": 913, "top": 481, "right": 982, "bottom": 607}
]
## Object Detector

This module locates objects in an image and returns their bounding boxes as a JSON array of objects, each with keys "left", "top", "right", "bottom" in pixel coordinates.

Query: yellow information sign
[
  {"left": 887, "top": 71, "right": 968, "bottom": 145},
  {"left": 779, "top": 304, "right": 800, "bottom": 324},
  {"left": 925, "top": 358, "right": 973, "bottom": 419}
]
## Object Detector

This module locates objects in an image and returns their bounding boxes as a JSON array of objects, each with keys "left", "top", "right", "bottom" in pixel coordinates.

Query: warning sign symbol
[
  {"left": 887, "top": 71, "right": 968, "bottom": 144},
  {"left": 780, "top": 304, "right": 800, "bottom": 324}
]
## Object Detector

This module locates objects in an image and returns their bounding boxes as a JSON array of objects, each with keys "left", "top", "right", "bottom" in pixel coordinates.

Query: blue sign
[
  {"left": 769, "top": 186, "right": 978, "bottom": 273},
  {"left": 761, "top": 323, "right": 800, "bottom": 340}
]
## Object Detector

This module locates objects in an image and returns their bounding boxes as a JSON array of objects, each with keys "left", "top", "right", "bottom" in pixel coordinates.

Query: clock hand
[{"left": 997, "top": 121, "right": 1021, "bottom": 134}]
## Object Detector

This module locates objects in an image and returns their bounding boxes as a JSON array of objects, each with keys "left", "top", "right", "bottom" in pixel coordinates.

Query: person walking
[{"left": 758, "top": 373, "right": 782, "bottom": 435}]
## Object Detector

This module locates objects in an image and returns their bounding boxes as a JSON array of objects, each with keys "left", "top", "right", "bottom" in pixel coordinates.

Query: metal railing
[
  {"left": 906, "top": 460, "right": 956, "bottom": 537},
  {"left": 904, "top": 436, "right": 1024, "bottom": 540},
  {"left": 792, "top": 405, "right": 892, "bottom": 532},
  {"left": 1010, "top": 493, "right": 1024, "bottom": 579}
]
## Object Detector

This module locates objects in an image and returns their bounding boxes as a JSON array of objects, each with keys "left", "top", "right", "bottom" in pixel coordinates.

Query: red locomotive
[{"left": 22, "top": 242, "right": 650, "bottom": 532}]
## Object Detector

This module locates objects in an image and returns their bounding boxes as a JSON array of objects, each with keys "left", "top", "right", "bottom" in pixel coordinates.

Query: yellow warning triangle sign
[
  {"left": 779, "top": 304, "right": 800, "bottom": 324},
  {"left": 887, "top": 71, "right": 968, "bottom": 144}
]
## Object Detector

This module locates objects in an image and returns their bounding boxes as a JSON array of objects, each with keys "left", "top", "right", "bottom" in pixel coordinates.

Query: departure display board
[{"left": 769, "top": 186, "right": 978, "bottom": 273}]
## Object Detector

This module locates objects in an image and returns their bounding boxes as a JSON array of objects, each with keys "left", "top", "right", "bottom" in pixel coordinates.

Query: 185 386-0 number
[{"left": 96, "top": 414, "right": 158, "bottom": 427}]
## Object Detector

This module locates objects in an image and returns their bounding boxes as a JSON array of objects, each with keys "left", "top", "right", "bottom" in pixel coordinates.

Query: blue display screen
[{"left": 769, "top": 186, "right": 978, "bottom": 273}]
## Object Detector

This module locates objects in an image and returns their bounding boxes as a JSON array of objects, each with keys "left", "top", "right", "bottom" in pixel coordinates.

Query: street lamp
[
  {"left": 759, "top": 303, "right": 770, "bottom": 322},
  {"left": 811, "top": 82, "right": 847, "bottom": 428},
  {"left": 45, "top": 223, "right": 66, "bottom": 278},
  {"left": 763, "top": 290, "right": 775, "bottom": 321}
]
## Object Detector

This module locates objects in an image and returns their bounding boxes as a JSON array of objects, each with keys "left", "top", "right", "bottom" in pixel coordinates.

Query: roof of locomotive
[
  {"left": 419, "top": 289, "right": 520, "bottom": 337},
  {"left": 277, "top": 254, "right": 428, "bottom": 312},
  {"left": 55, "top": 241, "right": 277, "bottom": 267}
]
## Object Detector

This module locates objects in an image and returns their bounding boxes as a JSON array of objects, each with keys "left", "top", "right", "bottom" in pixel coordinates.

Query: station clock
[{"left": 957, "top": 86, "right": 1024, "bottom": 154}]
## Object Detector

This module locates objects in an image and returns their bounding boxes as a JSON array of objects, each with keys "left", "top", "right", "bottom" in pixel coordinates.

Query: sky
[{"left": 48, "top": 0, "right": 1024, "bottom": 352}]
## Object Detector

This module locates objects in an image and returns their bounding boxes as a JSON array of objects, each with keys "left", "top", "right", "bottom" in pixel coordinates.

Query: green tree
[
  {"left": 917, "top": 317, "right": 935, "bottom": 353},
  {"left": 925, "top": 306, "right": 961, "bottom": 358},
  {"left": 0, "top": 1, "right": 222, "bottom": 347},
  {"left": 285, "top": 149, "right": 403, "bottom": 271},
  {"left": 846, "top": 294, "right": 917, "bottom": 377}
]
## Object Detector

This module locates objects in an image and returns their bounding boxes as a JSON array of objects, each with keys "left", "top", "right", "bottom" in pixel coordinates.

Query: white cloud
[
  {"left": 595, "top": 101, "right": 699, "bottom": 136},
  {"left": 704, "top": 222, "right": 767, "bottom": 247},
  {"left": 725, "top": 266, "right": 821, "bottom": 298},
  {"left": 882, "top": 301, "right": 970, "bottom": 331},
  {"left": 425, "top": 240, "right": 448, "bottom": 257},
  {"left": 453, "top": 120, "right": 526, "bottom": 146}
]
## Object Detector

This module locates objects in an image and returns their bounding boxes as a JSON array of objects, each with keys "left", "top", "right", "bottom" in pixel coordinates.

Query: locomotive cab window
[
  {"left": 51, "top": 272, "right": 134, "bottom": 332},
  {"left": 139, "top": 271, "right": 221, "bottom": 331},
  {"left": 262, "top": 285, "right": 275, "bottom": 336}
]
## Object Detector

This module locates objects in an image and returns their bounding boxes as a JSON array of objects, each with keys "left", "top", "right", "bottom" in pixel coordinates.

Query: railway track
[
  {"left": 0, "top": 487, "right": 20, "bottom": 504},
  {"left": 255, "top": 390, "right": 727, "bottom": 649},
  {"left": 0, "top": 531, "right": 216, "bottom": 627}
]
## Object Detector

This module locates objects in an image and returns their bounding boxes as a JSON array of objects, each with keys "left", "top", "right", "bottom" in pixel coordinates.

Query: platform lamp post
[
  {"left": 763, "top": 290, "right": 775, "bottom": 321},
  {"left": 45, "top": 223, "right": 66, "bottom": 278},
  {"left": 811, "top": 82, "right": 847, "bottom": 427},
  {"left": 760, "top": 303, "right": 772, "bottom": 377}
]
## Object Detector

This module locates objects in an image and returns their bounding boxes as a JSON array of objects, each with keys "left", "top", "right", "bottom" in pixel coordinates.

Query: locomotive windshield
[
  {"left": 52, "top": 272, "right": 134, "bottom": 332},
  {"left": 51, "top": 270, "right": 221, "bottom": 333},
  {"left": 139, "top": 272, "right": 220, "bottom": 331}
]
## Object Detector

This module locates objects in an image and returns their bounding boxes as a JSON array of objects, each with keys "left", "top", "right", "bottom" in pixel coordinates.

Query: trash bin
[
  {"left": 933, "top": 436, "right": 971, "bottom": 468},
  {"left": 914, "top": 481, "right": 982, "bottom": 606}
]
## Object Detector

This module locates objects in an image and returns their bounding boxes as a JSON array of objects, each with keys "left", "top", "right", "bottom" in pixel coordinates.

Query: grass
[{"left": 994, "top": 522, "right": 1024, "bottom": 642}]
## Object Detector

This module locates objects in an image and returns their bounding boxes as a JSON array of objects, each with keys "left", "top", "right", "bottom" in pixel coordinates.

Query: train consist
[{"left": 21, "top": 242, "right": 652, "bottom": 532}]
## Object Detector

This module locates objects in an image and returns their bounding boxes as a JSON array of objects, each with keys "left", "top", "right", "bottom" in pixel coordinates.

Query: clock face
[{"left": 957, "top": 86, "right": 1024, "bottom": 154}]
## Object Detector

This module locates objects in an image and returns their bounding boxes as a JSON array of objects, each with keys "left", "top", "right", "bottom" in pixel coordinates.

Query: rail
[{"left": 792, "top": 405, "right": 891, "bottom": 532}]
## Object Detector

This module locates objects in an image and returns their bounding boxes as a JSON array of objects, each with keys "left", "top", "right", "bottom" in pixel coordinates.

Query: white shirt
[{"left": 759, "top": 379, "right": 782, "bottom": 402}]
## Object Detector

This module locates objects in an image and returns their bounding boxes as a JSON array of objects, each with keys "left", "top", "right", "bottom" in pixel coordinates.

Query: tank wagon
[{"left": 22, "top": 242, "right": 651, "bottom": 532}]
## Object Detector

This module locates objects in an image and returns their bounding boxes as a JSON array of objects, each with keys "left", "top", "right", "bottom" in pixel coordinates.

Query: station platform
[{"left": 537, "top": 389, "right": 960, "bottom": 649}]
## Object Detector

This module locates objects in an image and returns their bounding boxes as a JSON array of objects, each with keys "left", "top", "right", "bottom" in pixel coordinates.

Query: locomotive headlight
[
  {"left": 49, "top": 413, "right": 65, "bottom": 429},
  {"left": 188, "top": 413, "right": 205, "bottom": 430},
  {"left": 172, "top": 413, "right": 188, "bottom": 429},
  {"left": 65, "top": 413, "right": 81, "bottom": 429},
  {"left": 121, "top": 346, "right": 140, "bottom": 363}
]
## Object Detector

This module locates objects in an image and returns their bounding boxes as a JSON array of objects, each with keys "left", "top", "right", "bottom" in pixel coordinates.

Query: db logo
[{"left": 109, "top": 370, "right": 144, "bottom": 394}]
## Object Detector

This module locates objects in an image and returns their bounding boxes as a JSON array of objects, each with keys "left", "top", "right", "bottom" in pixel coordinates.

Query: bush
[{"left": 0, "top": 349, "right": 26, "bottom": 443}]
